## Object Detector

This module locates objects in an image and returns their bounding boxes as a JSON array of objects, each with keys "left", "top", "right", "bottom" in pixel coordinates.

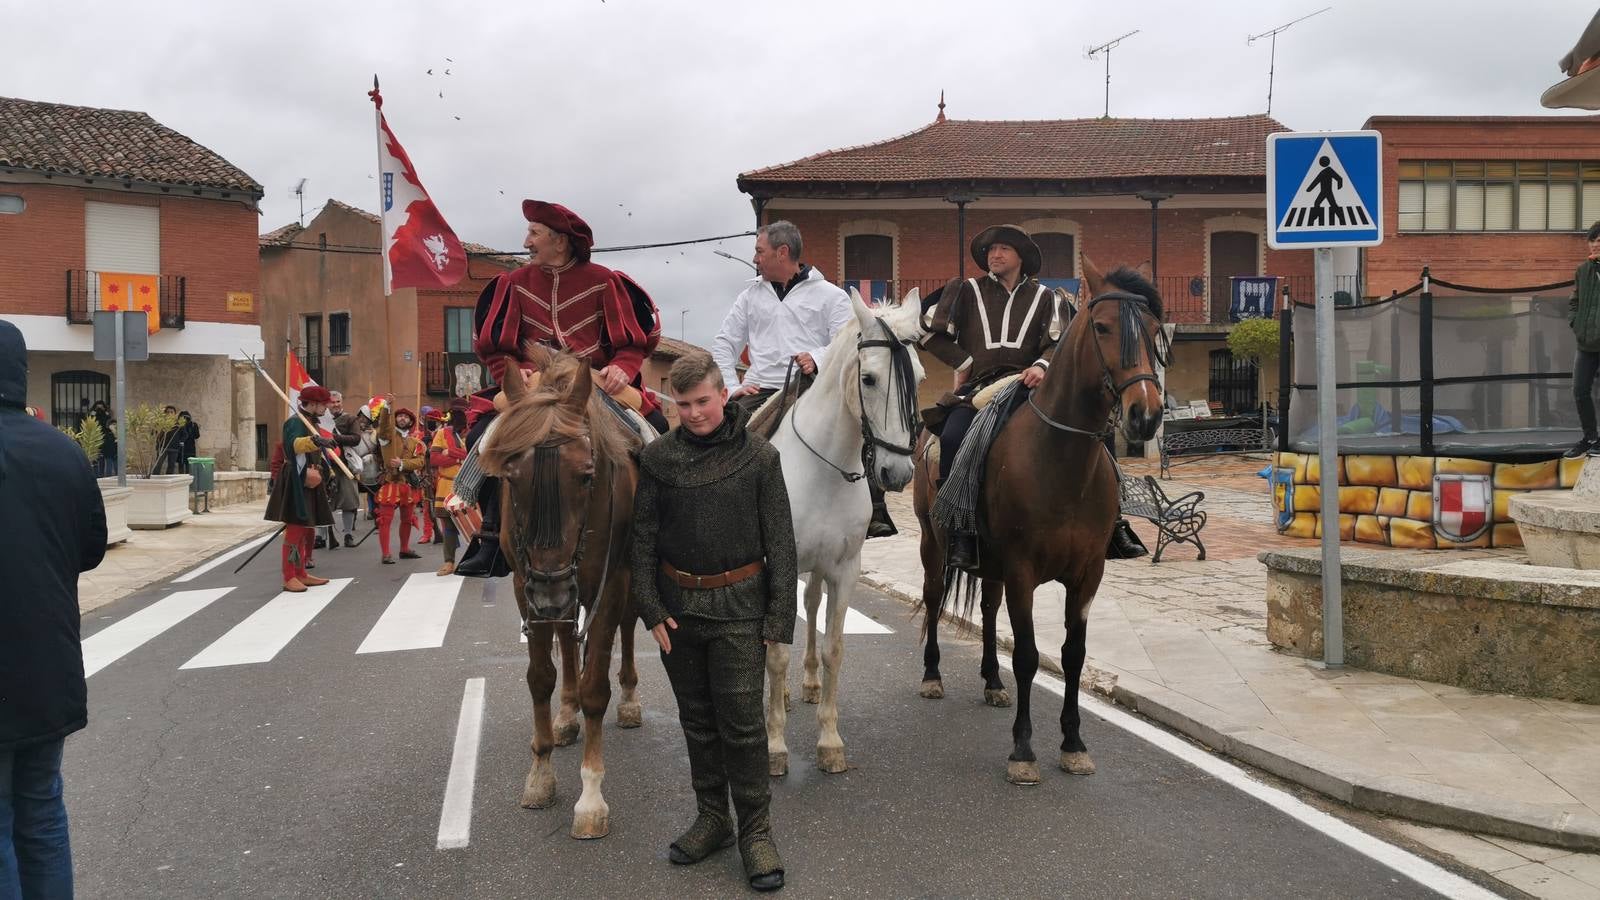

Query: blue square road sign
[{"left": 1266, "top": 130, "right": 1383, "bottom": 249}]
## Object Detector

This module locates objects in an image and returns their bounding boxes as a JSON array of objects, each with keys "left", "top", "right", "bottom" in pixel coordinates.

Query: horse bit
[
  {"left": 1026, "top": 290, "right": 1169, "bottom": 439},
  {"left": 789, "top": 318, "right": 921, "bottom": 489}
]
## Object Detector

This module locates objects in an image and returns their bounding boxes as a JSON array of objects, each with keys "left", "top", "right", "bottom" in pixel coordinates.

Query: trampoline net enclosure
[{"left": 1288, "top": 289, "right": 1580, "bottom": 456}]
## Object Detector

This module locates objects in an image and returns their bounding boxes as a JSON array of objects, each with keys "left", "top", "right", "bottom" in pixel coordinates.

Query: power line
[{"left": 261, "top": 230, "right": 757, "bottom": 257}]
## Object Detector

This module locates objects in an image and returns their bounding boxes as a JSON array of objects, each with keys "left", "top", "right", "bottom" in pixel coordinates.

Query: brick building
[
  {"left": 1361, "top": 115, "right": 1600, "bottom": 296},
  {"left": 736, "top": 109, "right": 1315, "bottom": 426},
  {"left": 0, "top": 96, "right": 264, "bottom": 469},
  {"left": 259, "top": 202, "right": 699, "bottom": 457}
]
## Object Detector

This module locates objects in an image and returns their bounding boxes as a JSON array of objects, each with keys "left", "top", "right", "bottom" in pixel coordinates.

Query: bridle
[
  {"left": 506, "top": 432, "right": 614, "bottom": 643},
  {"left": 1027, "top": 290, "right": 1169, "bottom": 439},
  {"left": 790, "top": 318, "right": 921, "bottom": 489}
]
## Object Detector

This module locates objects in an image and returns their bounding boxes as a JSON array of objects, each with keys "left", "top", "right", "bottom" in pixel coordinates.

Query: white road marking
[
  {"left": 82, "top": 588, "right": 234, "bottom": 677},
  {"left": 357, "top": 574, "right": 463, "bottom": 654},
  {"left": 171, "top": 534, "right": 275, "bottom": 583},
  {"left": 1001, "top": 658, "right": 1500, "bottom": 900},
  {"left": 795, "top": 582, "right": 892, "bottom": 635},
  {"left": 180, "top": 579, "right": 353, "bottom": 669},
  {"left": 437, "top": 677, "right": 487, "bottom": 850}
]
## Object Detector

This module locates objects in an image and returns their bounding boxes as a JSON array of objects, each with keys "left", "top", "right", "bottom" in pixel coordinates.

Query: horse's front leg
[
  {"left": 553, "top": 622, "right": 582, "bottom": 746},
  {"left": 765, "top": 631, "right": 792, "bottom": 777},
  {"left": 815, "top": 562, "right": 855, "bottom": 775},
  {"left": 919, "top": 529, "right": 947, "bottom": 699},
  {"left": 569, "top": 619, "right": 617, "bottom": 839},
  {"left": 800, "top": 576, "right": 823, "bottom": 704},
  {"left": 1003, "top": 574, "right": 1042, "bottom": 786},
  {"left": 521, "top": 622, "right": 559, "bottom": 808},
  {"left": 980, "top": 579, "right": 1010, "bottom": 707},
  {"left": 1059, "top": 576, "right": 1099, "bottom": 776},
  {"left": 615, "top": 604, "right": 643, "bottom": 729}
]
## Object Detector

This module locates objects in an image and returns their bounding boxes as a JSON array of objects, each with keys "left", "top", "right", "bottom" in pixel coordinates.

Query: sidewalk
[
  {"left": 78, "top": 500, "right": 277, "bottom": 615},
  {"left": 860, "top": 456, "right": 1600, "bottom": 865}
]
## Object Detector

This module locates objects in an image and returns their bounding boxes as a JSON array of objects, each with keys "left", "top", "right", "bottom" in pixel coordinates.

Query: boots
[
  {"left": 867, "top": 486, "right": 897, "bottom": 538},
  {"left": 1107, "top": 518, "right": 1148, "bottom": 560},
  {"left": 454, "top": 534, "right": 506, "bottom": 578},
  {"left": 667, "top": 789, "right": 734, "bottom": 866},
  {"left": 344, "top": 533, "right": 356, "bottom": 548},
  {"left": 947, "top": 532, "right": 979, "bottom": 571}
]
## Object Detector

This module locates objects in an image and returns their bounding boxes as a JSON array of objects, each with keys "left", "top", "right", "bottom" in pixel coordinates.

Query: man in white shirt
[{"left": 712, "top": 221, "right": 898, "bottom": 536}]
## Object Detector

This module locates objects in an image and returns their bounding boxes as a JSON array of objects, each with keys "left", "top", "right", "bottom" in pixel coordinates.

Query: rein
[
  {"left": 1027, "top": 290, "right": 1168, "bottom": 440},
  {"left": 790, "top": 318, "right": 920, "bottom": 488},
  {"left": 508, "top": 431, "right": 613, "bottom": 643}
]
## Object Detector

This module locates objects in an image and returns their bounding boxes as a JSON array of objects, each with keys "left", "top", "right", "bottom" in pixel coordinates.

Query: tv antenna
[
  {"left": 1084, "top": 30, "right": 1140, "bottom": 118},
  {"left": 292, "top": 178, "right": 308, "bottom": 226},
  {"left": 1248, "top": 7, "right": 1331, "bottom": 115}
]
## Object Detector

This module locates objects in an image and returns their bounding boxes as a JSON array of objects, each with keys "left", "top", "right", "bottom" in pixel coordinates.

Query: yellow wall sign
[{"left": 227, "top": 291, "right": 254, "bottom": 313}]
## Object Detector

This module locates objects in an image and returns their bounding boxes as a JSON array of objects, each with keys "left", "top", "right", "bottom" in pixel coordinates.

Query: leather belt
[{"left": 662, "top": 560, "right": 764, "bottom": 591}]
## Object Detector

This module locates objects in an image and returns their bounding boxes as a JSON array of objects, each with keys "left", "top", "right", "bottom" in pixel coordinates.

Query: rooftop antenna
[
  {"left": 1248, "top": 7, "right": 1332, "bottom": 115},
  {"left": 292, "top": 178, "right": 308, "bottom": 226},
  {"left": 1084, "top": 30, "right": 1140, "bottom": 118}
]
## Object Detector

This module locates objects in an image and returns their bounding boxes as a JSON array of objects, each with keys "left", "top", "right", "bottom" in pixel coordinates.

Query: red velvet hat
[
  {"left": 299, "top": 385, "right": 332, "bottom": 405},
  {"left": 521, "top": 200, "right": 593, "bottom": 262}
]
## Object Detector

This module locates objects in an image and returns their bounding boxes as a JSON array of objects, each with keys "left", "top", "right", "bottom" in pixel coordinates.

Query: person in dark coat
[
  {"left": 0, "top": 318, "right": 106, "bottom": 898},
  {"left": 1567, "top": 220, "right": 1600, "bottom": 458},
  {"left": 632, "top": 350, "right": 796, "bottom": 893},
  {"left": 177, "top": 410, "right": 199, "bottom": 466},
  {"left": 264, "top": 386, "right": 337, "bottom": 592}
]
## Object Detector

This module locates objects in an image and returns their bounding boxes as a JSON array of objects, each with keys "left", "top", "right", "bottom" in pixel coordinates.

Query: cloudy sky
[{"left": 8, "top": 0, "right": 1590, "bottom": 345}]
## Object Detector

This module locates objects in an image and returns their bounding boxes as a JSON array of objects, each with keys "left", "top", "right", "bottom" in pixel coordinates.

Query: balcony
[
  {"left": 424, "top": 352, "right": 450, "bottom": 396},
  {"left": 297, "top": 345, "right": 324, "bottom": 386},
  {"left": 66, "top": 269, "right": 186, "bottom": 329}
]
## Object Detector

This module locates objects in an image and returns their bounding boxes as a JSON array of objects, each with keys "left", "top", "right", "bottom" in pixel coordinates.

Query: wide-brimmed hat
[{"left": 971, "top": 224, "right": 1042, "bottom": 277}]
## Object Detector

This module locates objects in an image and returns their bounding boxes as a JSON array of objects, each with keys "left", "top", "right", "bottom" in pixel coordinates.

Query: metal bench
[
  {"left": 1158, "top": 426, "right": 1272, "bottom": 478},
  {"left": 1118, "top": 475, "right": 1207, "bottom": 563}
]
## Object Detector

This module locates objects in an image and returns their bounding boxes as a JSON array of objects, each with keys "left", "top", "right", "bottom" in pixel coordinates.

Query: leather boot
[
  {"left": 1107, "top": 518, "right": 1148, "bottom": 559},
  {"left": 947, "top": 532, "right": 979, "bottom": 571},
  {"left": 668, "top": 788, "right": 734, "bottom": 866},
  {"left": 867, "top": 501, "right": 898, "bottom": 539},
  {"left": 455, "top": 534, "right": 503, "bottom": 578}
]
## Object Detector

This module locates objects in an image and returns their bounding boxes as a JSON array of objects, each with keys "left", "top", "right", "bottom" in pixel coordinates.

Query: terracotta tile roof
[
  {"left": 0, "top": 95, "right": 262, "bottom": 194},
  {"left": 259, "top": 222, "right": 304, "bottom": 248},
  {"left": 652, "top": 336, "right": 706, "bottom": 360},
  {"left": 738, "top": 115, "right": 1289, "bottom": 189}
]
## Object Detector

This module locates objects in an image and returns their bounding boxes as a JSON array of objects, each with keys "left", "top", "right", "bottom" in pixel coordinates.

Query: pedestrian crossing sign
[{"left": 1266, "top": 130, "right": 1383, "bottom": 249}]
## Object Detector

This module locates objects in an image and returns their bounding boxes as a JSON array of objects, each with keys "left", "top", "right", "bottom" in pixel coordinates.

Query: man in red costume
[{"left": 458, "top": 199, "right": 663, "bottom": 577}]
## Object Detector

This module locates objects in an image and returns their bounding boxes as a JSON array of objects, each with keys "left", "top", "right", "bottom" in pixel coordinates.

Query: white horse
[{"left": 765, "top": 289, "right": 926, "bottom": 775}]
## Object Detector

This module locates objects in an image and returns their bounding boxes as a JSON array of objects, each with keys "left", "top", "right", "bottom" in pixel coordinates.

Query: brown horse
[
  {"left": 478, "top": 352, "right": 644, "bottom": 838},
  {"left": 912, "top": 260, "right": 1166, "bottom": 784}
]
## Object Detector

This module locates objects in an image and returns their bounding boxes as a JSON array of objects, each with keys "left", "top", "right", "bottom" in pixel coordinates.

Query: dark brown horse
[
  {"left": 912, "top": 259, "right": 1166, "bottom": 784},
  {"left": 478, "top": 352, "right": 643, "bottom": 838}
]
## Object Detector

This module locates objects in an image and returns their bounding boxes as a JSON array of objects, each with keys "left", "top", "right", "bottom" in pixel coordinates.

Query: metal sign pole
[
  {"left": 114, "top": 307, "right": 128, "bottom": 487},
  {"left": 1314, "top": 247, "right": 1343, "bottom": 666}
]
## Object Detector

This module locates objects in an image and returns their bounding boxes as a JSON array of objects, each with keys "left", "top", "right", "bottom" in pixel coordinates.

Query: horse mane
[
  {"left": 1103, "top": 266, "right": 1164, "bottom": 321},
  {"left": 477, "top": 352, "right": 637, "bottom": 476}
]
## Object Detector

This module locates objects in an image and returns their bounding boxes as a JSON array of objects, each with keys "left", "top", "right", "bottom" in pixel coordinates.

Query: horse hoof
[
  {"left": 616, "top": 702, "right": 643, "bottom": 729},
  {"left": 1060, "top": 751, "right": 1097, "bottom": 775},
  {"left": 801, "top": 684, "right": 821, "bottom": 705},
  {"left": 1006, "top": 760, "right": 1042, "bottom": 785},
  {"left": 520, "top": 780, "right": 557, "bottom": 809},
  {"left": 817, "top": 746, "right": 848, "bottom": 774},
  {"left": 554, "top": 722, "right": 580, "bottom": 747},
  {"left": 769, "top": 751, "right": 789, "bottom": 777},
  {"left": 919, "top": 679, "right": 945, "bottom": 700},
  {"left": 570, "top": 811, "right": 610, "bottom": 840},
  {"left": 984, "top": 688, "right": 1012, "bottom": 708}
]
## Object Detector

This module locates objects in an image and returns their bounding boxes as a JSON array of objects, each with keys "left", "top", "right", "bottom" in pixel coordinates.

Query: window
[
  {"left": 1397, "top": 159, "right": 1599, "bottom": 232},
  {"left": 328, "top": 312, "right": 351, "bottom": 355},
  {"left": 0, "top": 195, "right": 22, "bottom": 215},
  {"left": 301, "top": 315, "right": 323, "bottom": 383},
  {"left": 444, "top": 307, "right": 475, "bottom": 354},
  {"left": 1208, "top": 349, "right": 1257, "bottom": 416},
  {"left": 51, "top": 370, "right": 110, "bottom": 429},
  {"left": 1033, "top": 233, "right": 1076, "bottom": 280}
]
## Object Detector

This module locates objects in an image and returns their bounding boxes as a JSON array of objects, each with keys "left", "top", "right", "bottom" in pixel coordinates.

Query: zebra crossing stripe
[
  {"left": 180, "top": 579, "right": 353, "bottom": 670},
  {"left": 794, "top": 582, "right": 893, "bottom": 635},
  {"left": 83, "top": 588, "right": 235, "bottom": 678},
  {"left": 357, "top": 573, "right": 464, "bottom": 654},
  {"left": 171, "top": 534, "right": 275, "bottom": 584},
  {"left": 436, "top": 677, "right": 487, "bottom": 850}
]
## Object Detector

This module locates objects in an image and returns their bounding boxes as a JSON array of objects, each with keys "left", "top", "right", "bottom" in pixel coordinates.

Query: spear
[{"left": 241, "top": 351, "right": 356, "bottom": 479}]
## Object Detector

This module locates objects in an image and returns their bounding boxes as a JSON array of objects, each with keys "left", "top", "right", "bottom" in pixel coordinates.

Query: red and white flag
[
  {"left": 369, "top": 80, "right": 467, "bottom": 295},
  {"left": 286, "top": 345, "right": 317, "bottom": 414}
]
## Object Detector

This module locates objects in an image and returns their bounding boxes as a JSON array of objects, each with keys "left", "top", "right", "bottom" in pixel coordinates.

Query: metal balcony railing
[
  {"left": 424, "top": 352, "right": 450, "bottom": 396},
  {"left": 66, "top": 269, "right": 186, "bottom": 329}
]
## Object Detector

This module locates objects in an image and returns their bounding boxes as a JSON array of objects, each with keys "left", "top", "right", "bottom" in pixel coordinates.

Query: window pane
[
  {"left": 1397, "top": 160, "right": 1423, "bottom": 178},
  {"left": 1485, "top": 162, "right": 1515, "bottom": 179},
  {"left": 1485, "top": 184, "right": 1514, "bottom": 230},
  {"left": 1425, "top": 162, "right": 1451, "bottom": 179},
  {"left": 1583, "top": 163, "right": 1600, "bottom": 179},
  {"left": 1454, "top": 161, "right": 1483, "bottom": 178},
  {"left": 842, "top": 234, "right": 893, "bottom": 281},
  {"left": 1519, "top": 183, "right": 1548, "bottom": 230},
  {"left": 445, "top": 307, "right": 475, "bottom": 353},
  {"left": 1550, "top": 182, "right": 1579, "bottom": 230},
  {"left": 1424, "top": 182, "right": 1450, "bottom": 231},
  {"left": 1518, "top": 161, "right": 1547, "bottom": 177},
  {"left": 1398, "top": 182, "right": 1424, "bottom": 231},
  {"left": 1585, "top": 182, "right": 1600, "bottom": 226},
  {"left": 1454, "top": 183, "right": 1484, "bottom": 230},
  {"left": 1551, "top": 162, "right": 1579, "bottom": 178}
]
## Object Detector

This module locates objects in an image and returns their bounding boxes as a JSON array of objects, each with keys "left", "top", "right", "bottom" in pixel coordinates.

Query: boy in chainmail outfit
[{"left": 632, "top": 350, "right": 796, "bottom": 892}]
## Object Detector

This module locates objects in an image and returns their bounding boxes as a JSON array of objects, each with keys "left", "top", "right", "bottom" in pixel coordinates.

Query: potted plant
[
  {"left": 1227, "top": 316, "right": 1281, "bottom": 440},
  {"left": 115, "top": 403, "right": 192, "bottom": 529},
  {"left": 63, "top": 417, "right": 131, "bottom": 545}
]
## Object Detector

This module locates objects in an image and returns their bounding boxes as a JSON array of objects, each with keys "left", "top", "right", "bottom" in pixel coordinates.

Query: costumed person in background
[
  {"left": 1567, "top": 220, "right": 1600, "bottom": 459},
  {"left": 327, "top": 410, "right": 368, "bottom": 548},
  {"left": 371, "top": 400, "right": 426, "bottom": 564},
  {"left": 263, "top": 385, "right": 337, "bottom": 592},
  {"left": 410, "top": 410, "right": 437, "bottom": 546},
  {"left": 428, "top": 399, "right": 469, "bottom": 576},
  {"left": 631, "top": 351, "right": 795, "bottom": 892},
  {"left": 458, "top": 198, "right": 663, "bottom": 577}
]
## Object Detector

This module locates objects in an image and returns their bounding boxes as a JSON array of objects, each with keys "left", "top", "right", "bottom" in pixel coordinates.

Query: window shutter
[
  {"left": 1549, "top": 182, "right": 1579, "bottom": 231},
  {"left": 1454, "top": 183, "right": 1484, "bottom": 231},
  {"left": 1424, "top": 182, "right": 1449, "bottom": 231},
  {"left": 1519, "top": 183, "right": 1548, "bottom": 231},
  {"left": 1584, "top": 182, "right": 1600, "bottom": 226},
  {"left": 1398, "top": 182, "right": 1424, "bottom": 231},
  {"left": 85, "top": 202, "right": 159, "bottom": 311},
  {"left": 1485, "top": 184, "right": 1513, "bottom": 230}
]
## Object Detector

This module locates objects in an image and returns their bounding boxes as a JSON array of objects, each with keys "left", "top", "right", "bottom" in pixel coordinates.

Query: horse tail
[{"left": 931, "top": 565, "right": 982, "bottom": 638}]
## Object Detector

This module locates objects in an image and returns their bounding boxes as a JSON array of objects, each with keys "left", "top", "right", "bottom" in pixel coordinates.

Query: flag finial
[{"left": 936, "top": 90, "right": 946, "bottom": 123}]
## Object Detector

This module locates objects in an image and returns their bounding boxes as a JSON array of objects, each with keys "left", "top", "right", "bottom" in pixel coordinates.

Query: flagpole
[{"left": 371, "top": 74, "right": 392, "bottom": 298}]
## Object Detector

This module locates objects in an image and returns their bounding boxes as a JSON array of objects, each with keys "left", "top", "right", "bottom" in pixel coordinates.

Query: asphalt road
[{"left": 66, "top": 534, "right": 1495, "bottom": 899}]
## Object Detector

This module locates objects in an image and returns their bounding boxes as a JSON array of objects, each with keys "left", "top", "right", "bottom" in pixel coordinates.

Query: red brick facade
[
  {"left": 1363, "top": 116, "right": 1600, "bottom": 296},
  {"left": 0, "top": 182, "right": 259, "bottom": 323}
]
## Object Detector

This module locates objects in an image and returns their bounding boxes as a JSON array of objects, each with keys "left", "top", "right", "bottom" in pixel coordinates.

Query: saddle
[
  {"left": 920, "top": 371, "right": 1023, "bottom": 437},
  {"left": 747, "top": 371, "right": 816, "bottom": 441}
]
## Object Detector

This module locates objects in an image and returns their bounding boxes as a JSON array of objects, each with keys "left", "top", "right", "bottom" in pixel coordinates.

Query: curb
[
  {"left": 80, "top": 518, "right": 279, "bottom": 616},
  {"left": 858, "top": 570, "right": 1600, "bottom": 852}
]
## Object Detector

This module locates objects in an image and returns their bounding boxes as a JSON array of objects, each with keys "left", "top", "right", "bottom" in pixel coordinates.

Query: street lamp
[
  {"left": 713, "top": 249, "right": 757, "bottom": 272},
  {"left": 1134, "top": 190, "right": 1174, "bottom": 279},
  {"left": 945, "top": 191, "right": 978, "bottom": 277}
]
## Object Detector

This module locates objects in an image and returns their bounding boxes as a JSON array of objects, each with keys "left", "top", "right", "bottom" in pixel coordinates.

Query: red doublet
[{"left": 474, "top": 259, "right": 661, "bottom": 413}]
